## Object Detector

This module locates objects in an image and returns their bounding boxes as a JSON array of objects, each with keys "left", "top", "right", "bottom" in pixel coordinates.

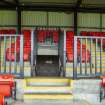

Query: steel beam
[
  {"left": 75, "top": 0, "right": 82, "bottom": 8},
  {"left": 0, "top": 0, "right": 16, "bottom": 5},
  {"left": 0, "top": 3, "right": 105, "bottom": 13}
]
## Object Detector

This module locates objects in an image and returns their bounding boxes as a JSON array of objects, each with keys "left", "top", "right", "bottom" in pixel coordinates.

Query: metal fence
[
  {"left": 73, "top": 36, "right": 105, "bottom": 78},
  {"left": 0, "top": 34, "right": 24, "bottom": 78},
  {"left": 0, "top": 30, "right": 38, "bottom": 78},
  {"left": 1, "top": 30, "right": 105, "bottom": 79}
]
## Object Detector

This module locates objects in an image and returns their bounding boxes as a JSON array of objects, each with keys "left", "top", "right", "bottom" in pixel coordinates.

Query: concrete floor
[
  {"left": 11, "top": 99, "right": 90, "bottom": 105},
  {"left": 14, "top": 79, "right": 105, "bottom": 105}
]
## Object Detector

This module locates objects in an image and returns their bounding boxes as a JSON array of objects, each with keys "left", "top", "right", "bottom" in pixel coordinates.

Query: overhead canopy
[{"left": 0, "top": 0, "right": 105, "bottom": 12}]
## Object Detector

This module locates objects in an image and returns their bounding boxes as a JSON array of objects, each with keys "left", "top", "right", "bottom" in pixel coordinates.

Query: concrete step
[
  {"left": 24, "top": 77, "right": 72, "bottom": 86},
  {"left": 23, "top": 93, "right": 73, "bottom": 100},
  {"left": 23, "top": 77, "right": 73, "bottom": 100},
  {"left": 24, "top": 86, "right": 72, "bottom": 94}
]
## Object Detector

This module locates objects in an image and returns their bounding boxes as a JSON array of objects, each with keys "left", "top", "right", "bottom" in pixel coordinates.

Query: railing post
[
  {"left": 4, "top": 36, "right": 6, "bottom": 73},
  {"left": 31, "top": 30, "right": 34, "bottom": 76},
  {"left": 63, "top": 30, "right": 66, "bottom": 77},
  {"left": 73, "top": 36, "right": 77, "bottom": 79},
  {"left": 20, "top": 35, "right": 24, "bottom": 78}
]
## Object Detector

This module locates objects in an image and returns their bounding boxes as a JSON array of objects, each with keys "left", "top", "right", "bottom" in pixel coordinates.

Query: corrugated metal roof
[
  {"left": 1, "top": 0, "right": 105, "bottom": 8},
  {"left": 20, "top": 0, "right": 77, "bottom": 4},
  {"left": 82, "top": 0, "right": 105, "bottom": 7}
]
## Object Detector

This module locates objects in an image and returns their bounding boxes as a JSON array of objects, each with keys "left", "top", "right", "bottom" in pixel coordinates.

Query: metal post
[
  {"left": 31, "top": 30, "right": 34, "bottom": 76},
  {"left": 100, "top": 38, "right": 102, "bottom": 74},
  {"left": 90, "top": 38, "right": 92, "bottom": 74},
  {"left": 95, "top": 39, "right": 97, "bottom": 74},
  {"left": 14, "top": 36, "right": 17, "bottom": 74},
  {"left": 9, "top": 35, "right": 12, "bottom": 74},
  {"left": 34, "top": 29, "right": 37, "bottom": 75},
  {"left": 20, "top": 35, "right": 24, "bottom": 77},
  {"left": 63, "top": 30, "right": 66, "bottom": 77},
  {"left": 85, "top": 38, "right": 87, "bottom": 75},
  {"left": 4, "top": 36, "right": 6, "bottom": 73},
  {"left": 80, "top": 38, "right": 82, "bottom": 74},
  {"left": 73, "top": 36, "right": 77, "bottom": 79}
]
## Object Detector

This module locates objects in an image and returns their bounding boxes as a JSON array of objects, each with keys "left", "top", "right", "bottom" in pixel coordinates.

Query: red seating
[
  {"left": 81, "top": 31, "right": 87, "bottom": 36},
  {"left": 37, "top": 30, "right": 46, "bottom": 43},
  {"left": 0, "top": 30, "right": 9, "bottom": 34},
  {"left": 0, "top": 95, "right": 4, "bottom": 105},
  {"left": 66, "top": 31, "right": 74, "bottom": 38},
  {"left": 95, "top": 32, "right": 101, "bottom": 37},
  {"left": 81, "top": 49, "right": 90, "bottom": 62},
  {"left": 67, "top": 53, "right": 73, "bottom": 62},
  {"left": 6, "top": 48, "right": 20, "bottom": 61},
  {"left": 53, "top": 30, "right": 59, "bottom": 43},
  {"left": 66, "top": 31, "right": 90, "bottom": 63},
  {"left": 6, "top": 29, "right": 31, "bottom": 62},
  {"left": 8, "top": 29, "right": 16, "bottom": 34},
  {"left": 0, "top": 74, "right": 16, "bottom": 100},
  {"left": 0, "top": 29, "right": 9, "bottom": 40},
  {"left": 0, "top": 85, "right": 11, "bottom": 97},
  {"left": 0, "top": 75, "right": 15, "bottom": 88},
  {"left": 23, "top": 53, "right": 30, "bottom": 61},
  {"left": 88, "top": 31, "right": 95, "bottom": 36},
  {"left": 66, "top": 31, "right": 74, "bottom": 62},
  {"left": 22, "top": 29, "right": 31, "bottom": 38},
  {"left": 37, "top": 29, "right": 60, "bottom": 44},
  {"left": 102, "top": 32, "right": 105, "bottom": 37},
  {"left": 6, "top": 44, "right": 31, "bottom": 62},
  {"left": 23, "top": 46, "right": 31, "bottom": 61},
  {"left": 45, "top": 30, "right": 51, "bottom": 37}
]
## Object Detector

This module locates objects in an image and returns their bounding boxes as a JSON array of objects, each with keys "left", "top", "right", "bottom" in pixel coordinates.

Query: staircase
[{"left": 23, "top": 77, "right": 73, "bottom": 100}]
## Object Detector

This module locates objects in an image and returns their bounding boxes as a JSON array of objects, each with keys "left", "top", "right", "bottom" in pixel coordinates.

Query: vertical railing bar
[
  {"left": 73, "top": 37, "right": 77, "bottom": 79},
  {"left": 85, "top": 38, "right": 87, "bottom": 75},
  {"left": 100, "top": 38, "right": 102, "bottom": 74},
  {"left": 80, "top": 38, "right": 82, "bottom": 74},
  {"left": 9, "top": 35, "right": 12, "bottom": 74},
  {"left": 20, "top": 35, "right": 24, "bottom": 77},
  {"left": 34, "top": 29, "right": 37, "bottom": 75},
  {"left": 63, "top": 30, "right": 66, "bottom": 77},
  {"left": 31, "top": 30, "right": 34, "bottom": 76},
  {"left": 95, "top": 38, "right": 97, "bottom": 74},
  {"left": 3, "top": 36, "right": 6, "bottom": 73},
  {"left": 90, "top": 38, "right": 92, "bottom": 74},
  {"left": 14, "top": 36, "right": 17, "bottom": 74}
]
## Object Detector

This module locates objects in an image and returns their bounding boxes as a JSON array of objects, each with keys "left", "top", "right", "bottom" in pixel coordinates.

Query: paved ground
[{"left": 12, "top": 99, "right": 90, "bottom": 105}]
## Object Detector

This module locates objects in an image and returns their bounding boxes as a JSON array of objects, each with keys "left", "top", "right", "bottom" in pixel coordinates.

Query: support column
[
  {"left": 74, "top": 10, "right": 78, "bottom": 36},
  {"left": 17, "top": 6, "right": 21, "bottom": 34}
]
